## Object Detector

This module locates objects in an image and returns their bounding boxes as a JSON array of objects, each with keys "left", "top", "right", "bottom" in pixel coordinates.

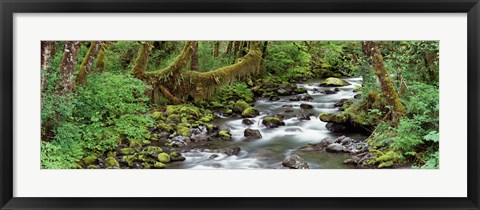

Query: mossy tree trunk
[
  {"left": 213, "top": 41, "right": 220, "bottom": 57},
  {"left": 76, "top": 41, "right": 102, "bottom": 86},
  {"left": 362, "top": 41, "right": 405, "bottom": 119},
  {"left": 57, "top": 41, "right": 81, "bottom": 95},
  {"left": 190, "top": 42, "right": 199, "bottom": 71},
  {"left": 94, "top": 42, "right": 109, "bottom": 72},
  {"left": 132, "top": 41, "right": 263, "bottom": 104}
]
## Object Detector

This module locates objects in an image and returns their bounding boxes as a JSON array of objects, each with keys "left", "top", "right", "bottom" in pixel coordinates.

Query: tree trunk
[
  {"left": 190, "top": 42, "right": 199, "bottom": 71},
  {"left": 41, "top": 41, "right": 56, "bottom": 93},
  {"left": 94, "top": 42, "right": 108, "bottom": 72},
  {"left": 261, "top": 41, "right": 268, "bottom": 63},
  {"left": 362, "top": 41, "right": 405, "bottom": 118},
  {"left": 57, "top": 41, "right": 81, "bottom": 95},
  {"left": 213, "top": 41, "right": 220, "bottom": 57},
  {"left": 225, "top": 41, "right": 233, "bottom": 56},
  {"left": 76, "top": 41, "right": 102, "bottom": 86}
]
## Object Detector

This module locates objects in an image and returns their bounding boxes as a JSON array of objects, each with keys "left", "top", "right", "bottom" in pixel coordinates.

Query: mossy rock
[
  {"left": 233, "top": 99, "right": 251, "bottom": 114},
  {"left": 276, "top": 88, "right": 290, "bottom": 96},
  {"left": 170, "top": 151, "right": 181, "bottom": 158},
  {"left": 154, "top": 162, "right": 166, "bottom": 169},
  {"left": 319, "top": 113, "right": 348, "bottom": 124},
  {"left": 82, "top": 155, "right": 98, "bottom": 165},
  {"left": 219, "top": 130, "right": 231, "bottom": 138},
  {"left": 129, "top": 140, "right": 143, "bottom": 149},
  {"left": 200, "top": 114, "right": 214, "bottom": 122},
  {"left": 152, "top": 111, "right": 164, "bottom": 120},
  {"left": 294, "top": 87, "right": 308, "bottom": 94},
  {"left": 120, "top": 147, "right": 135, "bottom": 155},
  {"left": 107, "top": 151, "right": 117, "bottom": 158},
  {"left": 166, "top": 114, "right": 181, "bottom": 123},
  {"left": 210, "top": 101, "right": 225, "bottom": 109},
  {"left": 105, "top": 157, "right": 120, "bottom": 168},
  {"left": 145, "top": 146, "right": 163, "bottom": 155},
  {"left": 72, "top": 163, "right": 83, "bottom": 169},
  {"left": 170, "top": 151, "right": 186, "bottom": 161},
  {"left": 87, "top": 165, "right": 98, "bottom": 169},
  {"left": 142, "top": 140, "right": 151, "bottom": 145},
  {"left": 262, "top": 117, "right": 285, "bottom": 128},
  {"left": 177, "top": 126, "right": 191, "bottom": 137},
  {"left": 157, "top": 153, "right": 171, "bottom": 163},
  {"left": 224, "top": 109, "right": 233, "bottom": 115},
  {"left": 166, "top": 104, "right": 201, "bottom": 117},
  {"left": 142, "top": 163, "right": 151, "bottom": 169},
  {"left": 244, "top": 97, "right": 255, "bottom": 103},
  {"left": 241, "top": 107, "right": 260, "bottom": 118},
  {"left": 320, "top": 77, "right": 351, "bottom": 87},
  {"left": 158, "top": 122, "right": 174, "bottom": 132}
]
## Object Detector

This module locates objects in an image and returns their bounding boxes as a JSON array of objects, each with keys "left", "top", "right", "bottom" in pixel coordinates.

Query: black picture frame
[{"left": 1, "top": 0, "right": 479, "bottom": 209}]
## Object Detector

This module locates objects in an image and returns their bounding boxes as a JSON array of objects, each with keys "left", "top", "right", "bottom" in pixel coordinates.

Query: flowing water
[{"left": 170, "top": 77, "right": 365, "bottom": 169}]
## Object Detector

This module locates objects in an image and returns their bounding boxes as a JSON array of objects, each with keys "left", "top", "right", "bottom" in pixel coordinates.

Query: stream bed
[{"left": 169, "top": 77, "right": 366, "bottom": 169}]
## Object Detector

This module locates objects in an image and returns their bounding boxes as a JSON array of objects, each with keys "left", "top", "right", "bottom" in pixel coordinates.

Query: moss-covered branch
[{"left": 131, "top": 41, "right": 262, "bottom": 104}]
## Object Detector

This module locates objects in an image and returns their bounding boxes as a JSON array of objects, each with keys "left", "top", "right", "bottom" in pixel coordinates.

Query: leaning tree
[{"left": 131, "top": 41, "right": 263, "bottom": 104}]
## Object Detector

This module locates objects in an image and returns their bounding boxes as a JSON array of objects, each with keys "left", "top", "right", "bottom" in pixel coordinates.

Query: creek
[{"left": 169, "top": 77, "right": 366, "bottom": 169}]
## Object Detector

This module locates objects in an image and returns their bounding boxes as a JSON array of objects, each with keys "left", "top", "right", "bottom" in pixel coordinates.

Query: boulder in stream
[
  {"left": 325, "top": 122, "right": 347, "bottom": 132},
  {"left": 322, "top": 88, "right": 340, "bottom": 94},
  {"left": 300, "top": 103, "right": 313, "bottom": 109},
  {"left": 241, "top": 107, "right": 260, "bottom": 118},
  {"left": 289, "top": 93, "right": 313, "bottom": 101},
  {"left": 334, "top": 98, "right": 349, "bottom": 108},
  {"left": 296, "top": 112, "right": 312, "bottom": 121},
  {"left": 213, "top": 146, "right": 241, "bottom": 156},
  {"left": 244, "top": 128, "right": 262, "bottom": 139},
  {"left": 326, "top": 143, "right": 345, "bottom": 153},
  {"left": 269, "top": 96, "right": 281, "bottom": 101},
  {"left": 319, "top": 77, "right": 351, "bottom": 87},
  {"left": 282, "top": 154, "right": 309, "bottom": 169},
  {"left": 262, "top": 117, "right": 285, "bottom": 128},
  {"left": 242, "top": 118, "right": 255, "bottom": 125},
  {"left": 319, "top": 137, "right": 336, "bottom": 147}
]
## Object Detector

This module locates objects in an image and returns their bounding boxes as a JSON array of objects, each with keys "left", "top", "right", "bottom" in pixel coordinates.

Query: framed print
[{"left": 1, "top": 0, "right": 479, "bottom": 209}]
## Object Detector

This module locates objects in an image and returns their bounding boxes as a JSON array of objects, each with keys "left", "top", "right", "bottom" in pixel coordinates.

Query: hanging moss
[{"left": 131, "top": 41, "right": 263, "bottom": 104}]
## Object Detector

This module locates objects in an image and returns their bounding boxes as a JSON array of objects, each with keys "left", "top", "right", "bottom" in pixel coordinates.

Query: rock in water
[
  {"left": 326, "top": 143, "right": 345, "bottom": 153},
  {"left": 300, "top": 103, "right": 313, "bottom": 109},
  {"left": 269, "top": 96, "right": 281, "bottom": 101},
  {"left": 282, "top": 154, "right": 309, "bottom": 169},
  {"left": 242, "top": 118, "right": 255, "bottom": 125},
  {"left": 241, "top": 107, "right": 260, "bottom": 118},
  {"left": 322, "top": 88, "right": 340, "bottom": 94},
  {"left": 319, "top": 137, "right": 336, "bottom": 147},
  {"left": 325, "top": 123, "right": 346, "bottom": 132},
  {"left": 244, "top": 128, "right": 262, "bottom": 139},
  {"left": 296, "top": 112, "right": 312, "bottom": 121},
  {"left": 262, "top": 117, "right": 285, "bottom": 128},
  {"left": 319, "top": 77, "right": 351, "bottom": 87},
  {"left": 334, "top": 98, "right": 349, "bottom": 107}
]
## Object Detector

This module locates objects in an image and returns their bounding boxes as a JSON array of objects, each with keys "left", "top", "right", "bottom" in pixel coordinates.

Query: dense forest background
[{"left": 41, "top": 41, "right": 439, "bottom": 169}]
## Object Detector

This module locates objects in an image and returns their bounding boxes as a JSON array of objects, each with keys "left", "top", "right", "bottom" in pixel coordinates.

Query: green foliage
[
  {"left": 264, "top": 42, "right": 312, "bottom": 80},
  {"left": 102, "top": 41, "right": 141, "bottom": 72},
  {"left": 41, "top": 72, "right": 154, "bottom": 168},
  {"left": 41, "top": 123, "right": 84, "bottom": 169}
]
